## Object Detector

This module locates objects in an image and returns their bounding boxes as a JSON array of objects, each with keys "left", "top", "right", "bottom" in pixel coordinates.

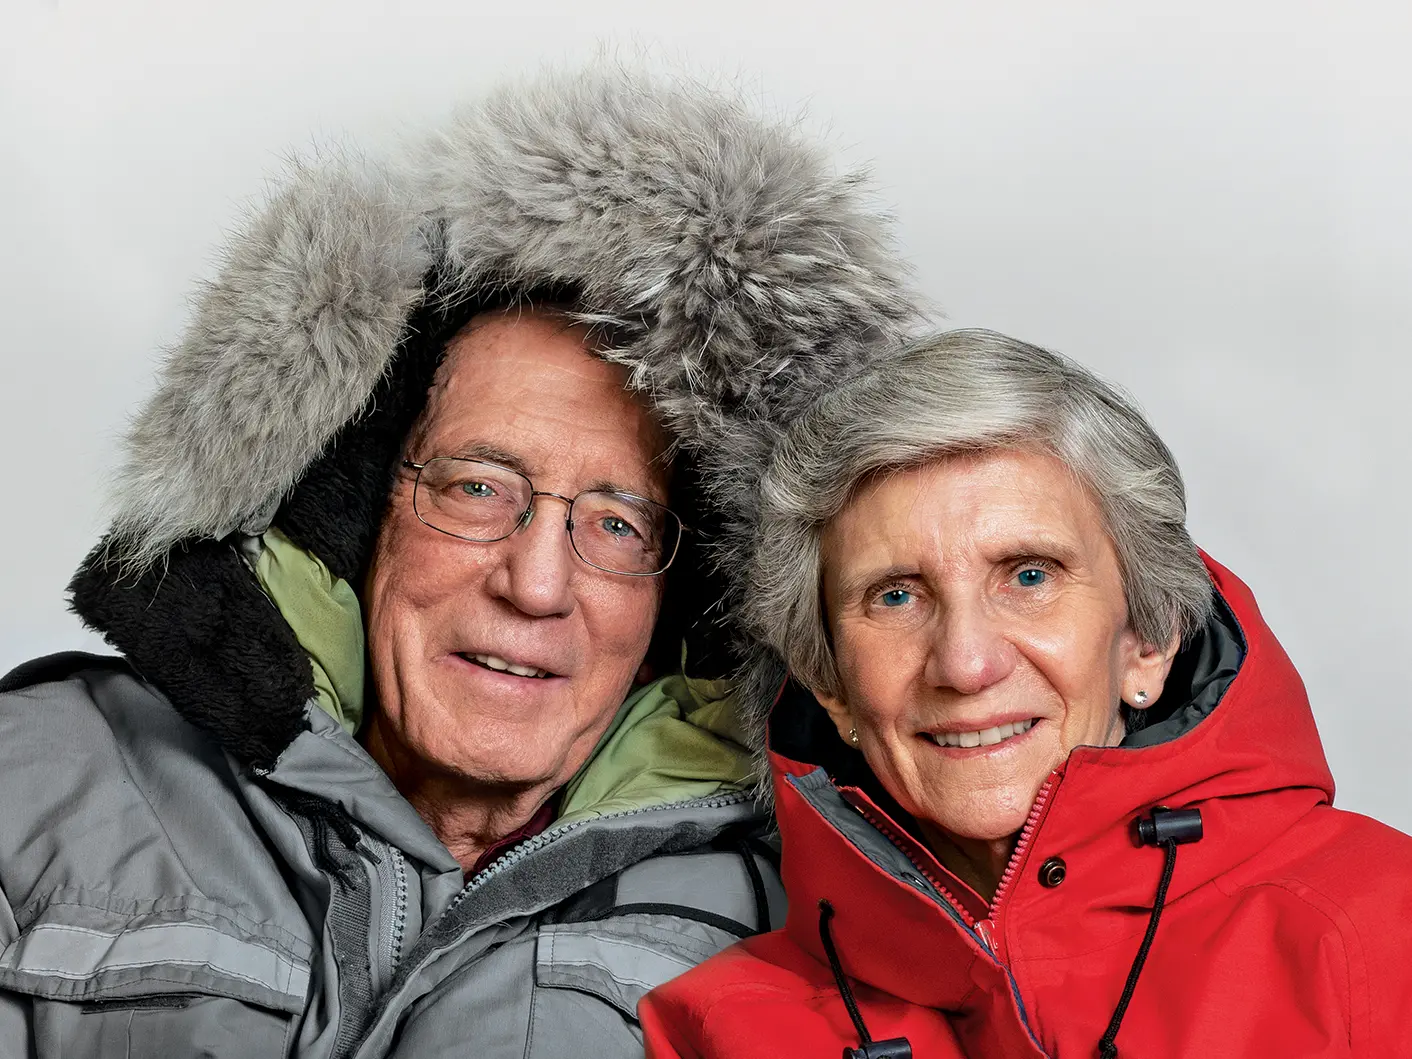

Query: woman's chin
[{"left": 913, "top": 786, "right": 1039, "bottom": 848}]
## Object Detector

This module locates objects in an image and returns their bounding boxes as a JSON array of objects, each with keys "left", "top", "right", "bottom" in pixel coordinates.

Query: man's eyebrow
[
  {"left": 428, "top": 444, "right": 667, "bottom": 503},
  {"left": 438, "top": 442, "right": 531, "bottom": 477},
  {"left": 582, "top": 477, "right": 668, "bottom": 504}
]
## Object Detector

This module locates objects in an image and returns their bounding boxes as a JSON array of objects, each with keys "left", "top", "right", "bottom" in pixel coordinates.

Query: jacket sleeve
[
  {"left": 0, "top": 884, "right": 36, "bottom": 1059},
  {"left": 639, "top": 985, "right": 704, "bottom": 1059}
]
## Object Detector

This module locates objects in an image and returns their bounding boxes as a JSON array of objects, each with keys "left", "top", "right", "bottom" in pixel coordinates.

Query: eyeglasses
[{"left": 402, "top": 457, "right": 683, "bottom": 577}]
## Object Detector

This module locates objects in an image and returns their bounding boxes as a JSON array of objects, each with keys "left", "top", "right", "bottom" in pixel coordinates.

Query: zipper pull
[{"left": 975, "top": 918, "right": 996, "bottom": 954}]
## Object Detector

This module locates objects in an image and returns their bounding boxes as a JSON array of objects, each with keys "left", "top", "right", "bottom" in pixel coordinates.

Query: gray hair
[{"left": 743, "top": 328, "right": 1214, "bottom": 703}]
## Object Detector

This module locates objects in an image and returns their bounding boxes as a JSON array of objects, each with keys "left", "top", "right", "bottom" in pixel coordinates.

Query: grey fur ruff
[{"left": 107, "top": 64, "right": 921, "bottom": 574}]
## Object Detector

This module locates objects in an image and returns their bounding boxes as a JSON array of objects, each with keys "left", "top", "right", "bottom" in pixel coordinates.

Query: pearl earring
[
  {"left": 848, "top": 726, "right": 860, "bottom": 747},
  {"left": 1134, "top": 691, "right": 1150, "bottom": 706}
]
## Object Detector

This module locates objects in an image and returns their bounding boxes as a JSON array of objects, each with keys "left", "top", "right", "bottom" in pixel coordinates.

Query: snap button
[{"left": 1038, "top": 856, "right": 1067, "bottom": 888}]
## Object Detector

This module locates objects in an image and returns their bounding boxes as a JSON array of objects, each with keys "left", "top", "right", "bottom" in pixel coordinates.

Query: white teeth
[
  {"left": 929, "top": 718, "right": 1035, "bottom": 748},
  {"left": 470, "top": 653, "right": 549, "bottom": 679}
]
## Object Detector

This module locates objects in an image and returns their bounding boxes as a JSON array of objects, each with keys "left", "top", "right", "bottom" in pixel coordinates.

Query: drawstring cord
[
  {"left": 818, "top": 900, "right": 913, "bottom": 1059},
  {"left": 1097, "top": 807, "right": 1204, "bottom": 1059},
  {"left": 733, "top": 839, "right": 772, "bottom": 934}
]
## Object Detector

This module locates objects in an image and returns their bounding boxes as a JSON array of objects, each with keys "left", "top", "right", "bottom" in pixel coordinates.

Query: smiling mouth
[
  {"left": 456, "top": 652, "right": 557, "bottom": 680},
  {"left": 926, "top": 718, "right": 1036, "bottom": 749}
]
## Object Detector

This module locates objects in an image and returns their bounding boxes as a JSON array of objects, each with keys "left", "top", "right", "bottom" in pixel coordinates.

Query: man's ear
[
  {"left": 1123, "top": 631, "right": 1182, "bottom": 711},
  {"left": 813, "top": 690, "right": 857, "bottom": 745}
]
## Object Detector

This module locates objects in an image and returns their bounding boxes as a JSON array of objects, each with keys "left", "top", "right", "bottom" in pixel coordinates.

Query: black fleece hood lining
[{"left": 768, "top": 589, "right": 1248, "bottom": 809}]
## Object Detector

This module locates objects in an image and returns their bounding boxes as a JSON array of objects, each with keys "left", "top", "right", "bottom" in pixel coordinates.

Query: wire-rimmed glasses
[{"left": 402, "top": 457, "right": 683, "bottom": 576}]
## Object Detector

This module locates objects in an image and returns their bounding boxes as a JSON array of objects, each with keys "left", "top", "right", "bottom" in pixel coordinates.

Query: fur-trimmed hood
[{"left": 70, "top": 65, "right": 920, "bottom": 769}]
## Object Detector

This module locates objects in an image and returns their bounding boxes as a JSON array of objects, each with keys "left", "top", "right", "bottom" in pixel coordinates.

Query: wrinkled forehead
[
  {"left": 410, "top": 307, "right": 673, "bottom": 499},
  {"left": 822, "top": 450, "right": 1111, "bottom": 574}
]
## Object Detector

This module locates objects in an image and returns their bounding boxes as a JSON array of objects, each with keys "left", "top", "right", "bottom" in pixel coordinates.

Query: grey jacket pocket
[
  {"left": 2, "top": 892, "right": 308, "bottom": 1058},
  {"left": 29, "top": 992, "right": 296, "bottom": 1058},
  {"left": 534, "top": 914, "right": 739, "bottom": 1021}
]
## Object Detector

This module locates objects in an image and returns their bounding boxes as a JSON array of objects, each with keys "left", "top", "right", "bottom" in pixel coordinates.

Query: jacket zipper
[
  {"left": 372, "top": 844, "right": 408, "bottom": 983},
  {"left": 848, "top": 770, "right": 1059, "bottom": 959},
  {"left": 979, "top": 774, "right": 1058, "bottom": 958},
  {"left": 846, "top": 789, "right": 1055, "bottom": 1058},
  {"left": 850, "top": 801, "right": 979, "bottom": 929},
  {"left": 441, "top": 790, "right": 756, "bottom": 916}
]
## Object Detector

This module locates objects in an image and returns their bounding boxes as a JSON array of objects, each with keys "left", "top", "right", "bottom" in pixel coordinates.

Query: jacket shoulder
[
  {"left": 1221, "top": 804, "right": 1412, "bottom": 1057},
  {"left": 0, "top": 650, "right": 134, "bottom": 694},
  {"left": 1227, "top": 803, "right": 1412, "bottom": 913},
  {"left": 0, "top": 652, "right": 291, "bottom": 937}
]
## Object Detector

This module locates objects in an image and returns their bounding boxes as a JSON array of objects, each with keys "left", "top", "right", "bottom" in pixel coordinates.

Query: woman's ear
[
  {"left": 814, "top": 690, "right": 858, "bottom": 746},
  {"left": 1122, "top": 631, "right": 1182, "bottom": 711}
]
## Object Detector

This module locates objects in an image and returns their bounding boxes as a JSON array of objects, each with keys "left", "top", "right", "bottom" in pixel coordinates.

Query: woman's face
[{"left": 817, "top": 449, "right": 1177, "bottom": 845}]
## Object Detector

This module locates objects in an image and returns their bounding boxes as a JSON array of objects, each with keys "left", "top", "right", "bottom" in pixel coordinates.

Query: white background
[{"left": 2, "top": 1, "right": 1408, "bottom": 830}]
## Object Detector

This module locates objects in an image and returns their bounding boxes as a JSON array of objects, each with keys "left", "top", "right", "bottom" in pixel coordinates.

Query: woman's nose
[{"left": 922, "top": 601, "right": 1017, "bottom": 694}]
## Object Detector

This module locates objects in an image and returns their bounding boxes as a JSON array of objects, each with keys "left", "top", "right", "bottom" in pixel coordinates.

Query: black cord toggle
[{"left": 1136, "top": 806, "right": 1204, "bottom": 847}]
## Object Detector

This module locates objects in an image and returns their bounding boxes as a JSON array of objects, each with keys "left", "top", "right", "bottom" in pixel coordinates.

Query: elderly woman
[{"left": 642, "top": 330, "right": 1412, "bottom": 1059}]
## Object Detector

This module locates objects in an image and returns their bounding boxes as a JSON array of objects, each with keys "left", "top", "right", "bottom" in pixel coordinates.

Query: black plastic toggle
[
  {"left": 1136, "top": 807, "right": 1203, "bottom": 847},
  {"left": 843, "top": 1040, "right": 914, "bottom": 1059}
]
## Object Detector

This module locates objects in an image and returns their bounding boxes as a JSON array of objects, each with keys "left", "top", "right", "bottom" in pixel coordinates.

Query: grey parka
[
  {"left": 0, "top": 654, "right": 778, "bottom": 1058},
  {"left": 0, "top": 66, "right": 916, "bottom": 1057}
]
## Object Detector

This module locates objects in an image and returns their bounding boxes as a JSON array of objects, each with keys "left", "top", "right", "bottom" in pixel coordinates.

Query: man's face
[{"left": 364, "top": 310, "right": 670, "bottom": 792}]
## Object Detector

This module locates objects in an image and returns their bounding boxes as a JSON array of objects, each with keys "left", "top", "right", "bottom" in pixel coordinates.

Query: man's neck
[{"left": 361, "top": 714, "right": 555, "bottom": 874}]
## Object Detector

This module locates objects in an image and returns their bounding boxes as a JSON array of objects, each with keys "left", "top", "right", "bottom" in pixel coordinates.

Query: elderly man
[{"left": 0, "top": 68, "right": 914, "bottom": 1057}]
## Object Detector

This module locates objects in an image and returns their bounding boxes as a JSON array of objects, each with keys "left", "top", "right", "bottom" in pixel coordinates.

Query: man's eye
[
  {"left": 601, "top": 516, "right": 639, "bottom": 539},
  {"left": 1016, "top": 567, "right": 1047, "bottom": 587},
  {"left": 459, "top": 481, "right": 496, "bottom": 498},
  {"left": 879, "top": 589, "right": 912, "bottom": 607}
]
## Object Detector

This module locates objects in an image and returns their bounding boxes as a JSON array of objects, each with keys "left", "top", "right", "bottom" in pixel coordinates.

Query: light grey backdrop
[{"left": 3, "top": 1, "right": 1408, "bottom": 830}]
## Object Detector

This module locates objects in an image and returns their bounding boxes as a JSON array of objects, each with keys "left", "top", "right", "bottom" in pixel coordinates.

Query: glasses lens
[
  {"left": 413, "top": 458, "right": 531, "bottom": 542},
  {"left": 570, "top": 491, "right": 681, "bottom": 575}
]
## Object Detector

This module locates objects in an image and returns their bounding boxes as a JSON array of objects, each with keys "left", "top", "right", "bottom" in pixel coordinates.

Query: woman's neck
[{"left": 916, "top": 821, "right": 1018, "bottom": 904}]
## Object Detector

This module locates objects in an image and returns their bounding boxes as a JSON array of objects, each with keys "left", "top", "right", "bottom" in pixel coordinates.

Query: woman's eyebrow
[
  {"left": 993, "top": 535, "right": 1084, "bottom": 566},
  {"left": 834, "top": 564, "right": 915, "bottom": 603}
]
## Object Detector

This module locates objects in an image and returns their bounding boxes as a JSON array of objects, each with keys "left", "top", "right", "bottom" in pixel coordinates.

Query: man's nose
[
  {"left": 923, "top": 597, "right": 1017, "bottom": 695},
  {"left": 484, "top": 496, "right": 577, "bottom": 619}
]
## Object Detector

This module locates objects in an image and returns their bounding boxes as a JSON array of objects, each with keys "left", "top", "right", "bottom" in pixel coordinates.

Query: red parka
[{"left": 642, "top": 557, "right": 1412, "bottom": 1058}]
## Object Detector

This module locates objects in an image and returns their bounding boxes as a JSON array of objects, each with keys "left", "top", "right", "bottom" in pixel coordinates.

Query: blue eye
[
  {"left": 880, "top": 589, "right": 912, "bottom": 607},
  {"left": 601, "top": 516, "right": 638, "bottom": 539},
  {"left": 1016, "top": 568, "right": 1047, "bottom": 587},
  {"left": 460, "top": 480, "right": 496, "bottom": 498}
]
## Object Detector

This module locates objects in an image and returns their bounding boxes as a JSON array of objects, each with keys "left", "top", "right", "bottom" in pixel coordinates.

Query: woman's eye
[
  {"left": 1016, "top": 567, "right": 1047, "bottom": 587},
  {"left": 459, "top": 481, "right": 496, "bottom": 498},
  {"left": 880, "top": 589, "right": 912, "bottom": 607}
]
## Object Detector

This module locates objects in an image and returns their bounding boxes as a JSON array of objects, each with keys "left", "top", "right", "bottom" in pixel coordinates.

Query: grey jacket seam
[
  {"left": 11, "top": 957, "right": 288, "bottom": 992},
  {"left": 15, "top": 897, "right": 311, "bottom": 964},
  {"left": 551, "top": 926, "right": 720, "bottom": 968},
  {"left": 1, "top": 970, "right": 293, "bottom": 1010}
]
